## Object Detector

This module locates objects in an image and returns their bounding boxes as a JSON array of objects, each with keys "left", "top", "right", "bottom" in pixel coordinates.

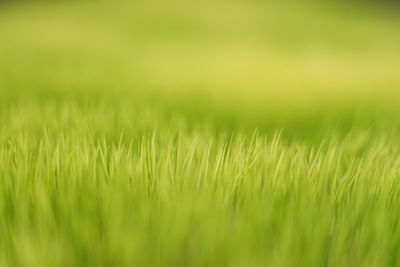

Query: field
[{"left": 1, "top": 1, "right": 400, "bottom": 266}]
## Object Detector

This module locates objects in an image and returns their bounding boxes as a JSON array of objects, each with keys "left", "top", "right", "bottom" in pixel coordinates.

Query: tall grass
[
  {"left": 1, "top": 97, "right": 400, "bottom": 266},
  {"left": 1, "top": 0, "right": 400, "bottom": 266}
]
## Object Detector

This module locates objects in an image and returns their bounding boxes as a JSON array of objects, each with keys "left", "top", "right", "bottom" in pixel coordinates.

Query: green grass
[{"left": 1, "top": 1, "right": 400, "bottom": 266}]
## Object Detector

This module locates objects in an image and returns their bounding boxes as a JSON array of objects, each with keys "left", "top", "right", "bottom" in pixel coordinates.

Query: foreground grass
[
  {"left": 1, "top": 0, "right": 400, "bottom": 266},
  {"left": 1, "top": 98, "right": 400, "bottom": 267}
]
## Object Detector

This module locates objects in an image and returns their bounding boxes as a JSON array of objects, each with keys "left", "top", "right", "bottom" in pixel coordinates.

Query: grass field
[{"left": 1, "top": 1, "right": 400, "bottom": 266}]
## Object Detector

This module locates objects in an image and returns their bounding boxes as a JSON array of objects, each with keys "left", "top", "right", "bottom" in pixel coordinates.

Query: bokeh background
[{"left": 1, "top": 0, "right": 399, "bottom": 142}]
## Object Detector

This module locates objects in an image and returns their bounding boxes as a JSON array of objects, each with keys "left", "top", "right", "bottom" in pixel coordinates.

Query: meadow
[{"left": 1, "top": 1, "right": 400, "bottom": 266}]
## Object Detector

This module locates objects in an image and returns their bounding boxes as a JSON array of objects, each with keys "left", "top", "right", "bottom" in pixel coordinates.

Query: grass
[{"left": 1, "top": 0, "right": 400, "bottom": 266}]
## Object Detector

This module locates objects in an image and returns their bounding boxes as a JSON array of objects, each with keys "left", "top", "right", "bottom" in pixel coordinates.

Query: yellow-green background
[{"left": 1, "top": 1, "right": 400, "bottom": 266}]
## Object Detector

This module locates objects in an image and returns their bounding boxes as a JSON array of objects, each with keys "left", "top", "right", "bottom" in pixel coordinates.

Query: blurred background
[{"left": 0, "top": 0, "right": 399, "bottom": 140}]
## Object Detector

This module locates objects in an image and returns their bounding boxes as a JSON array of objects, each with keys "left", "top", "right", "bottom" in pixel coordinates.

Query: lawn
[{"left": 1, "top": 1, "right": 400, "bottom": 266}]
